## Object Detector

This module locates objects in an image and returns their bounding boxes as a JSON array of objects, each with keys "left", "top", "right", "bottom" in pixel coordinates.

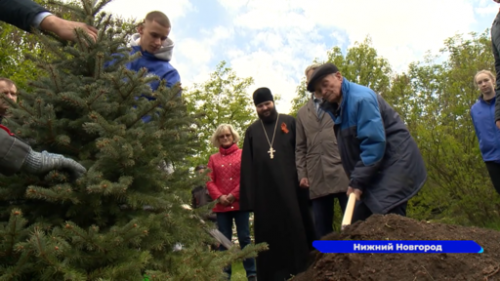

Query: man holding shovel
[{"left": 306, "top": 63, "right": 427, "bottom": 224}]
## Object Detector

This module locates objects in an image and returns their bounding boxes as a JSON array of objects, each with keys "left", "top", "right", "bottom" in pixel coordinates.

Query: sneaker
[{"left": 247, "top": 275, "right": 257, "bottom": 281}]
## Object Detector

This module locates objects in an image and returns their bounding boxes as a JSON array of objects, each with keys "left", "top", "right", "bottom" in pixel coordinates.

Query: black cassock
[{"left": 240, "top": 113, "right": 316, "bottom": 281}]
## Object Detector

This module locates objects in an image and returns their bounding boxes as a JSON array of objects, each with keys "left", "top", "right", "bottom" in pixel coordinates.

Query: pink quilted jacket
[{"left": 206, "top": 143, "right": 241, "bottom": 212}]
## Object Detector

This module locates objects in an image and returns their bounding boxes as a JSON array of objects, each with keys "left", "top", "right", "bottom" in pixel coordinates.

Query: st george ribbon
[{"left": 313, "top": 240, "right": 483, "bottom": 254}]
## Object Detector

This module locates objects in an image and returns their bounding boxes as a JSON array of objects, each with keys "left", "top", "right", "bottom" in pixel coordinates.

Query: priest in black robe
[{"left": 240, "top": 87, "right": 316, "bottom": 281}]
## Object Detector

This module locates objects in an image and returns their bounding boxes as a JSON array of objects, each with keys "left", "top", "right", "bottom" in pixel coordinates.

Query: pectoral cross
[{"left": 268, "top": 147, "right": 276, "bottom": 159}]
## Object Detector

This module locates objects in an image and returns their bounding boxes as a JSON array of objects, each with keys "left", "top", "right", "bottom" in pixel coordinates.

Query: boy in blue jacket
[{"left": 127, "top": 11, "right": 181, "bottom": 98}]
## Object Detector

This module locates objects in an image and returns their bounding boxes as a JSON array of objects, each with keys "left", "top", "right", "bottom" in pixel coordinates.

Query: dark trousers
[
  {"left": 311, "top": 192, "right": 348, "bottom": 238},
  {"left": 216, "top": 211, "right": 256, "bottom": 279},
  {"left": 351, "top": 200, "right": 408, "bottom": 224},
  {"left": 485, "top": 161, "right": 500, "bottom": 195}
]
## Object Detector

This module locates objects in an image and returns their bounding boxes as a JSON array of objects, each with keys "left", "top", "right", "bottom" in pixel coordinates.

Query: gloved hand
[
  {"left": 158, "top": 160, "right": 174, "bottom": 175},
  {"left": 21, "top": 149, "right": 87, "bottom": 180}
]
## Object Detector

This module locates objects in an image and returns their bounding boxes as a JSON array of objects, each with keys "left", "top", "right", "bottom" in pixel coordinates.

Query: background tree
[
  {"left": 289, "top": 36, "right": 392, "bottom": 117},
  {"left": 185, "top": 61, "right": 256, "bottom": 165},
  {"left": 291, "top": 31, "right": 500, "bottom": 230},
  {"left": 0, "top": 1, "right": 265, "bottom": 280},
  {"left": 394, "top": 31, "right": 500, "bottom": 227}
]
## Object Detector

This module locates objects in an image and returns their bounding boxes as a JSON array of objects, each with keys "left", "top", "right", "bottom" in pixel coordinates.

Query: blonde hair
[
  {"left": 210, "top": 124, "right": 240, "bottom": 147},
  {"left": 142, "top": 11, "right": 171, "bottom": 28},
  {"left": 474, "top": 70, "right": 495, "bottom": 85},
  {"left": 305, "top": 63, "right": 322, "bottom": 80}
]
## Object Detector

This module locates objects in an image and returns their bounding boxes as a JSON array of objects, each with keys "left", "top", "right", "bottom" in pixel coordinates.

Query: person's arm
[
  {"left": 348, "top": 95, "right": 386, "bottom": 193},
  {"left": 0, "top": 0, "right": 97, "bottom": 41},
  {"left": 0, "top": 126, "right": 31, "bottom": 175},
  {"left": 295, "top": 112, "right": 308, "bottom": 181},
  {"left": 492, "top": 39, "right": 500, "bottom": 122},
  {"left": 229, "top": 184, "right": 240, "bottom": 201},
  {"left": 0, "top": 0, "right": 48, "bottom": 32},
  {"left": 206, "top": 156, "right": 223, "bottom": 200},
  {"left": 0, "top": 125, "right": 86, "bottom": 179},
  {"left": 470, "top": 108, "right": 481, "bottom": 144},
  {"left": 162, "top": 70, "right": 182, "bottom": 97}
]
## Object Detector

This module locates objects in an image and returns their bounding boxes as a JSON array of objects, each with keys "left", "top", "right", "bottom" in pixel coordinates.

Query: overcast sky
[{"left": 100, "top": 0, "right": 499, "bottom": 113}]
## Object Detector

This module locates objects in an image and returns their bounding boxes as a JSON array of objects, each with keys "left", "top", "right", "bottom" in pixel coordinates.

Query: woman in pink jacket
[{"left": 206, "top": 124, "right": 256, "bottom": 281}]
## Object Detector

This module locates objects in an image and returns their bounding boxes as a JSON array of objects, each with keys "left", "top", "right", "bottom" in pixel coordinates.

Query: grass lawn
[{"left": 228, "top": 261, "right": 247, "bottom": 281}]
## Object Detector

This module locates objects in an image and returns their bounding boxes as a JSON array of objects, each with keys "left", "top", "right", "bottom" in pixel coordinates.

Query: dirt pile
[{"left": 293, "top": 214, "right": 500, "bottom": 281}]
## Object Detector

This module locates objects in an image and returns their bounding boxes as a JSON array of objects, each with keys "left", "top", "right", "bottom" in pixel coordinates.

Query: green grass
[
  {"left": 483, "top": 219, "right": 500, "bottom": 231},
  {"left": 229, "top": 261, "right": 247, "bottom": 281}
]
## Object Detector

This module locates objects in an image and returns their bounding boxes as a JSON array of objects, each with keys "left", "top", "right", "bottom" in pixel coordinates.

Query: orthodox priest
[{"left": 240, "top": 87, "right": 316, "bottom": 281}]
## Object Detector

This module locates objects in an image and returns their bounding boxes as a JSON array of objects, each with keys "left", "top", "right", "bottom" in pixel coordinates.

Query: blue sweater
[
  {"left": 471, "top": 95, "right": 500, "bottom": 163},
  {"left": 126, "top": 46, "right": 180, "bottom": 95},
  {"left": 110, "top": 34, "right": 181, "bottom": 123}
]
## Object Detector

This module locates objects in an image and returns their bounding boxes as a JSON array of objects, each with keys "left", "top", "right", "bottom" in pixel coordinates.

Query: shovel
[
  {"left": 341, "top": 193, "right": 357, "bottom": 231},
  {"left": 180, "top": 204, "right": 234, "bottom": 250}
]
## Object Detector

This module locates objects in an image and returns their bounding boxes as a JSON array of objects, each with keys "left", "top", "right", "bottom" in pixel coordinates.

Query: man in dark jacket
[
  {"left": 0, "top": 0, "right": 97, "bottom": 41},
  {"left": 306, "top": 63, "right": 427, "bottom": 223},
  {"left": 491, "top": 0, "right": 500, "bottom": 128}
]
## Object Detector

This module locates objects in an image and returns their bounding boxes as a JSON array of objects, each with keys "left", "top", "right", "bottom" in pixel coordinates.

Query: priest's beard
[{"left": 258, "top": 106, "right": 278, "bottom": 124}]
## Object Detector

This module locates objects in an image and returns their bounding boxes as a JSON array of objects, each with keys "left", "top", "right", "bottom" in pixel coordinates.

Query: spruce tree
[{"left": 0, "top": 0, "right": 266, "bottom": 280}]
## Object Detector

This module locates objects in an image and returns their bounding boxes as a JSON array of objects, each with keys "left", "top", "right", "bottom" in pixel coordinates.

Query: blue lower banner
[{"left": 313, "top": 240, "right": 483, "bottom": 254}]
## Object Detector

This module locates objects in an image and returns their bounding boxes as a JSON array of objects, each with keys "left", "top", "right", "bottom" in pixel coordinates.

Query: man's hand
[
  {"left": 299, "top": 178, "right": 309, "bottom": 188},
  {"left": 40, "top": 15, "right": 97, "bottom": 42},
  {"left": 346, "top": 186, "right": 363, "bottom": 201},
  {"left": 496, "top": 120, "right": 500, "bottom": 130},
  {"left": 21, "top": 149, "right": 87, "bottom": 180}
]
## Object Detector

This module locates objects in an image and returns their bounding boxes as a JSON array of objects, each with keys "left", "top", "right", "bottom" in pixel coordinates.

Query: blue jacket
[
  {"left": 323, "top": 78, "right": 427, "bottom": 214},
  {"left": 127, "top": 33, "right": 181, "bottom": 96},
  {"left": 470, "top": 95, "right": 500, "bottom": 163},
  {"left": 108, "top": 34, "right": 181, "bottom": 123}
]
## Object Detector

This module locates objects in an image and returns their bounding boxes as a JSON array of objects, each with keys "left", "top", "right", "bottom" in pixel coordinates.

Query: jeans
[
  {"left": 216, "top": 211, "right": 256, "bottom": 279},
  {"left": 485, "top": 161, "right": 500, "bottom": 195},
  {"left": 351, "top": 200, "right": 408, "bottom": 224},
  {"left": 311, "top": 192, "right": 348, "bottom": 238}
]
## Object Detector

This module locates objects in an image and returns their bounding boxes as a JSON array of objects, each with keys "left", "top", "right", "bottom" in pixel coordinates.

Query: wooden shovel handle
[{"left": 341, "top": 193, "right": 357, "bottom": 230}]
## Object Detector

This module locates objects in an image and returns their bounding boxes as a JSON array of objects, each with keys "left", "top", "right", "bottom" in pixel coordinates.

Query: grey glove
[{"left": 21, "top": 149, "right": 87, "bottom": 180}]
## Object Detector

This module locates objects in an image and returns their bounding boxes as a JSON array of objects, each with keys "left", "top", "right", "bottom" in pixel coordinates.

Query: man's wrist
[
  {"left": 349, "top": 179, "right": 365, "bottom": 193},
  {"left": 39, "top": 15, "right": 62, "bottom": 33},
  {"left": 33, "top": 12, "right": 53, "bottom": 29},
  {"left": 21, "top": 149, "right": 41, "bottom": 174}
]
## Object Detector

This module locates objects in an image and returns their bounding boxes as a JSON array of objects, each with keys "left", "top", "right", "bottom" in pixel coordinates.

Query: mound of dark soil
[{"left": 293, "top": 214, "right": 500, "bottom": 281}]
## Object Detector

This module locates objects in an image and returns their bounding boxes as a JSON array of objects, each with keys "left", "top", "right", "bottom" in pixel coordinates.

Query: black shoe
[{"left": 248, "top": 275, "right": 257, "bottom": 281}]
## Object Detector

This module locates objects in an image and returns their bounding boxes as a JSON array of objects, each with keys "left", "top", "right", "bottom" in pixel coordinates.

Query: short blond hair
[
  {"left": 210, "top": 124, "right": 240, "bottom": 147},
  {"left": 474, "top": 70, "right": 495, "bottom": 85},
  {"left": 141, "top": 11, "right": 171, "bottom": 28},
  {"left": 305, "top": 63, "right": 322, "bottom": 81}
]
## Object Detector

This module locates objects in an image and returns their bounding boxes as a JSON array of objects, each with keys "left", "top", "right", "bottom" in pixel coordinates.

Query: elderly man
[
  {"left": 306, "top": 63, "right": 427, "bottom": 223},
  {"left": 0, "top": 78, "right": 17, "bottom": 121},
  {"left": 296, "top": 63, "right": 349, "bottom": 238},
  {"left": 0, "top": 77, "right": 86, "bottom": 179}
]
